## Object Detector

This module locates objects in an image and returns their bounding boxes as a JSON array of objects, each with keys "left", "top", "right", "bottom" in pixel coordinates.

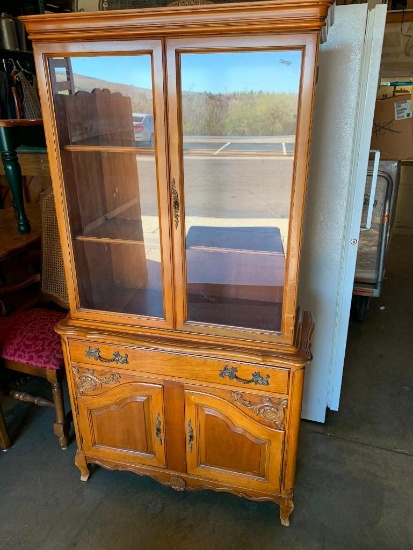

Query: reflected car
[{"left": 133, "top": 113, "right": 154, "bottom": 144}]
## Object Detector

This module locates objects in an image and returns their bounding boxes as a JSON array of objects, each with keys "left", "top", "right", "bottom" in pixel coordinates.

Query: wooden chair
[
  {"left": 0, "top": 191, "right": 71, "bottom": 449},
  {"left": 0, "top": 405, "right": 10, "bottom": 450}
]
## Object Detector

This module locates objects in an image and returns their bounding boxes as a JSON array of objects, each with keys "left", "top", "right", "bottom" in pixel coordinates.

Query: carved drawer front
[
  {"left": 73, "top": 365, "right": 166, "bottom": 468},
  {"left": 184, "top": 388, "right": 284, "bottom": 492},
  {"left": 68, "top": 340, "right": 290, "bottom": 394}
]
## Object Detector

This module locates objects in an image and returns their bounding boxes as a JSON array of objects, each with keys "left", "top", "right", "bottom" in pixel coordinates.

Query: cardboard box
[{"left": 370, "top": 94, "right": 413, "bottom": 160}]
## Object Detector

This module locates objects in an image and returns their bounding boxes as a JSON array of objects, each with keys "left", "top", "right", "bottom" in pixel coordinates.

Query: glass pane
[
  {"left": 49, "top": 55, "right": 164, "bottom": 318},
  {"left": 180, "top": 50, "right": 301, "bottom": 331},
  {"left": 50, "top": 55, "right": 154, "bottom": 148}
]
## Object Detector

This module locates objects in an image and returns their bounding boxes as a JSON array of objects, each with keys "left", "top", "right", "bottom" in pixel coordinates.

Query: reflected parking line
[{"left": 214, "top": 142, "right": 231, "bottom": 155}]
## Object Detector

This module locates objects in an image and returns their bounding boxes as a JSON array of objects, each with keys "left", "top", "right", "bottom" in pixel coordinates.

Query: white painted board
[{"left": 299, "top": 4, "right": 387, "bottom": 422}]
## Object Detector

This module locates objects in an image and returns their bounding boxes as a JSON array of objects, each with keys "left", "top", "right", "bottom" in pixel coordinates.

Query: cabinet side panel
[{"left": 283, "top": 367, "right": 305, "bottom": 492}]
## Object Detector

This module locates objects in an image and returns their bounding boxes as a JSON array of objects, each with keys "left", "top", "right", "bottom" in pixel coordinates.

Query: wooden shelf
[
  {"left": 80, "top": 201, "right": 144, "bottom": 241},
  {"left": 79, "top": 285, "right": 164, "bottom": 318},
  {"left": 65, "top": 144, "right": 153, "bottom": 153},
  {"left": 64, "top": 136, "right": 153, "bottom": 152},
  {"left": 75, "top": 236, "right": 146, "bottom": 245}
]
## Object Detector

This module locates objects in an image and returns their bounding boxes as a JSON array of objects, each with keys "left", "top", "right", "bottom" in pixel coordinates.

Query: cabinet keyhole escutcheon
[
  {"left": 171, "top": 178, "right": 180, "bottom": 229},
  {"left": 155, "top": 413, "right": 163, "bottom": 445},
  {"left": 188, "top": 419, "right": 194, "bottom": 452}
]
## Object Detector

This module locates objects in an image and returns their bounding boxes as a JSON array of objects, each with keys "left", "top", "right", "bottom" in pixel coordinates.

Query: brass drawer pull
[
  {"left": 188, "top": 419, "right": 194, "bottom": 452},
  {"left": 155, "top": 413, "right": 163, "bottom": 445},
  {"left": 219, "top": 365, "right": 270, "bottom": 386},
  {"left": 85, "top": 347, "right": 129, "bottom": 365}
]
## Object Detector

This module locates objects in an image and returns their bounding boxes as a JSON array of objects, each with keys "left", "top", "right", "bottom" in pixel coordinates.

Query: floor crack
[{"left": 302, "top": 428, "right": 413, "bottom": 457}]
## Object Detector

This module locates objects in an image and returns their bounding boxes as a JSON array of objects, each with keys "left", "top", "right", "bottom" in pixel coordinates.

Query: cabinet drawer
[{"left": 68, "top": 340, "right": 290, "bottom": 394}]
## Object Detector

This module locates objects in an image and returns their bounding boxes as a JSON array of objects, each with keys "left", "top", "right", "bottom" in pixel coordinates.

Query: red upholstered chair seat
[
  {"left": 0, "top": 308, "right": 66, "bottom": 370},
  {"left": 0, "top": 193, "right": 71, "bottom": 449}
]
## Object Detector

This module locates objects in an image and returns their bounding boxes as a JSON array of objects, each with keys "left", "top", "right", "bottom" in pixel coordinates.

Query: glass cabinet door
[
  {"left": 48, "top": 45, "right": 173, "bottom": 326},
  {"left": 167, "top": 36, "right": 313, "bottom": 340}
]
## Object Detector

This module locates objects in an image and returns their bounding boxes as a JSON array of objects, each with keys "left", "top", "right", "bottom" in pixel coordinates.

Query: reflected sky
[
  {"left": 69, "top": 50, "right": 301, "bottom": 94},
  {"left": 71, "top": 55, "right": 152, "bottom": 89},
  {"left": 181, "top": 51, "right": 301, "bottom": 94}
]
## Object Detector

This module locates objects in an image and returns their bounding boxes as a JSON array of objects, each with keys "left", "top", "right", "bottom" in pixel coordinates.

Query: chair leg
[
  {"left": 48, "top": 371, "right": 70, "bottom": 450},
  {"left": 0, "top": 405, "right": 11, "bottom": 450}
]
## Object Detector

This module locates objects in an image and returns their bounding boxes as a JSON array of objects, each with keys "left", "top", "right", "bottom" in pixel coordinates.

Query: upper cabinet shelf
[{"left": 64, "top": 141, "right": 152, "bottom": 151}]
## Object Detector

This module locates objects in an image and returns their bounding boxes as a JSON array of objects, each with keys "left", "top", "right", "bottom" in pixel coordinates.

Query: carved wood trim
[
  {"left": 72, "top": 366, "right": 121, "bottom": 394},
  {"left": 170, "top": 474, "right": 186, "bottom": 491},
  {"left": 22, "top": 1, "right": 333, "bottom": 42},
  {"left": 84, "top": 455, "right": 286, "bottom": 504},
  {"left": 169, "top": 0, "right": 213, "bottom": 5},
  {"left": 230, "top": 391, "right": 287, "bottom": 430}
]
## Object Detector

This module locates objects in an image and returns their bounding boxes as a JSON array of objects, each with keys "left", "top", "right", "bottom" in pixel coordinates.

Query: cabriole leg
[
  {"left": 280, "top": 497, "right": 294, "bottom": 527},
  {"left": 75, "top": 450, "right": 90, "bottom": 481}
]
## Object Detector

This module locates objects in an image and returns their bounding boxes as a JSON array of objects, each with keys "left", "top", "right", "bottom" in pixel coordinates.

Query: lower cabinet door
[
  {"left": 77, "top": 381, "right": 166, "bottom": 468},
  {"left": 184, "top": 388, "right": 284, "bottom": 492}
]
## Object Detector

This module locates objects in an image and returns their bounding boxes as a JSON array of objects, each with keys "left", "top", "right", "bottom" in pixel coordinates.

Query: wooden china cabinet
[{"left": 22, "top": 0, "right": 332, "bottom": 526}]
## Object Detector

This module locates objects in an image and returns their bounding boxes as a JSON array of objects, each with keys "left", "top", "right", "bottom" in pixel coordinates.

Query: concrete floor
[{"left": 1, "top": 235, "right": 412, "bottom": 549}]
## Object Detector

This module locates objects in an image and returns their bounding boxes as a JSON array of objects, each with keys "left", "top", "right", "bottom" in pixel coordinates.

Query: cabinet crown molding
[{"left": 22, "top": 0, "right": 334, "bottom": 41}]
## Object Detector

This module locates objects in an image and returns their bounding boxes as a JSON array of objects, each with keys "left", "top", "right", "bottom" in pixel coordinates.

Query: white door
[{"left": 299, "top": 4, "right": 387, "bottom": 422}]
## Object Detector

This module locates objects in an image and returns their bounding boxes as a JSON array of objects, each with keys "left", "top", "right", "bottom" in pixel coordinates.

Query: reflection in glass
[
  {"left": 49, "top": 55, "right": 154, "bottom": 148},
  {"left": 48, "top": 55, "right": 164, "bottom": 318},
  {"left": 181, "top": 50, "right": 301, "bottom": 331}
]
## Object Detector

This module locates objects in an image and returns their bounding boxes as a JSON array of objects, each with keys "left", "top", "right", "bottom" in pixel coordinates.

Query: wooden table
[
  {"left": 0, "top": 202, "right": 41, "bottom": 304},
  {"left": 0, "top": 202, "right": 42, "bottom": 261},
  {"left": 0, "top": 120, "right": 45, "bottom": 234}
]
